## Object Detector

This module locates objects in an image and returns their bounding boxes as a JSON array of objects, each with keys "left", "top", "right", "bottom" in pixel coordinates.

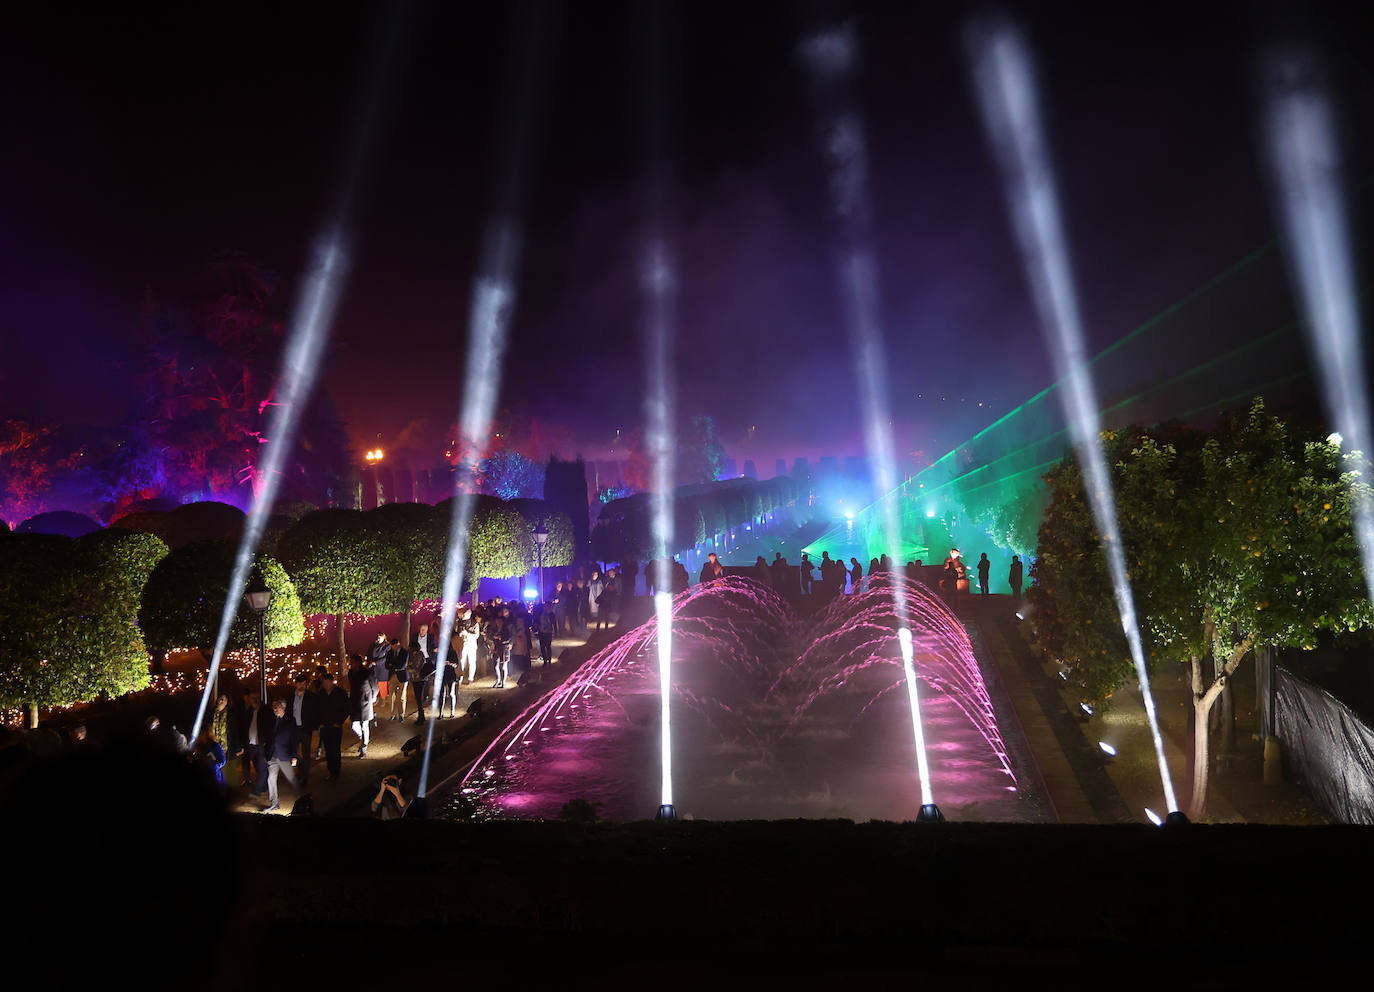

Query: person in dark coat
[
  {"left": 799, "top": 553, "right": 815, "bottom": 595},
  {"left": 264, "top": 698, "right": 300, "bottom": 813},
  {"left": 699, "top": 552, "right": 724, "bottom": 585},
  {"left": 535, "top": 601, "right": 555, "bottom": 665},
  {"left": 753, "top": 556, "right": 771, "bottom": 586},
  {"left": 349, "top": 655, "right": 377, "bottom": 757},
  {"left": 238, "top": 690, "right": 268, "bottom": 796},
  {"left": 977, "top": 553, "right": 991, "bottom": 595},
  {"left": 289, "top": 674, "right": 320, "bottom": 788},
  {"left": 671, "top": 559, "right": 690, "bottom": 593},
  {"left": 191, "top": 729, "right": 226, "bottom": 789},
  {"left": 410, "top": 641, "right": 436, "bottom": 723},
  {"left": 317, "top": 673, "right": 349, "bottom": 780},
  {"left": 1009, "top": 555, "right": 1024, "bottom": 599},
  {"left": 849, "top": 558, "right": 863, "bottom": 595}
]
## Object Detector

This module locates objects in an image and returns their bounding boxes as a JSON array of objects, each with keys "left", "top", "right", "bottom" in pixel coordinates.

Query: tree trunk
[
  {"left": 400, "top": 608, "right": 412, "bottom": 653},
  {"left": 335, "top": 613, "right": 347, "bottom": 673},
  {"left": 25, "top": 703, "right": 38, "bottom": 729},
  {"left": 150, "top": 649, "right": 166, "bottom": 675},
  {"left": 1190, "top": 693, "right": 1213, "bottom": 819},
  {"left": 1220, "top": 674, "right": 1236, "bottom": 755}
]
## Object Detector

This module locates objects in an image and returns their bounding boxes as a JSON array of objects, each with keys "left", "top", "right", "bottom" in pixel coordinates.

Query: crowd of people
[
  {"left": 726, "top": 548, "right": 1027, "bottom": 602},
  {"left": 9, "top": 541, "right": 1031, "bottom": 817}
]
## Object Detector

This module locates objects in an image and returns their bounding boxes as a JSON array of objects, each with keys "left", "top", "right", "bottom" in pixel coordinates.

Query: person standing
[
  {"left": 799, "top": 553, "right": 815, "bottom": 595},
  {"left": 574, "top": 579, "right": 590, "bottom": 633},
  {"left": 604, "top": 569, "right": 622, "bottom": 626},
  {"left": 623, "top": 558, "right": 639, "bottom": 597},
  {"left": 370, "top": 633, "right": 390, "bottom": 706},
  {"left": 699, "top": 551, "right": 724, "bottom": 585},
  {"left": 239, "top": 690, "right": 267, "bottom": 797},
  {"left": 411, "top": 640, "right": 436, "bottom": 723},
  {"left": 1009, "top": 555, "right": 1024, "bottom": 599},
  {"left": 439, "top": 637, "right": 461, "bottom": 718},
  {"left": 849, "top": 558, "right": 863, "bottom": 595},
  {"left": 387, "top": 638, "right": 410, "bottom": 721},
  {"left": 552, "top": 582, "right": 570, "bottom": 636},
  {"left": 458, "top": 609, "right": 480, "bottom": 686},
  {"left": 210, "top": 692, "right": 235, "bottom": 763},
  {"left": 511, "top": 607, "right": 531, "bottom": 679},
  {"left": 264, "top": 698, "right": 300, "bottom": 813},
  {"left": 290, "top": 674, "right": 320, "bottom": 789},
  {"left": 587, "top": 571, "right": 604, "bottom": 630},
  {"left": 318, "top": 673, "right": 349, "bottom": 780},
  {"left": 977, "top": 553, "right": 991, "bottom": 596},
  {"left": 489, "top": 608, "right": 512, "bottom": 688},
  {"left": 349, "top": 655, "right": 377, "bottom": 757},
  {"left": 536, "top": 600, "right": 555, "bottom": 666}
]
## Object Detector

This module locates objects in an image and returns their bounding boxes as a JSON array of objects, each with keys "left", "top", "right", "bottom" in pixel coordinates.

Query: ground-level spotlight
[
  {"left": 916, "top": 803, "right": 946, "bottom": 823},
  {"left": 1144, "top": 807, "right": 1163, "bottom": 826},
  {"left": 522, "top": 587, "right": 538, "bottom": 600},
  {"left": 1014, "top": 611, "right": 1026, "bottom": 621},
  {"left": 1098, "top": 741, "right": 1117, "bottom": 760},
  {"left": 655, "top": 803, "right": 677, "bottom": 821},
  {"left": 1164, "top": 811, "right": 1190, "bottom": 827},
  {"left": 1080, "top": 702, "right": 1094, "bottom": 716}
]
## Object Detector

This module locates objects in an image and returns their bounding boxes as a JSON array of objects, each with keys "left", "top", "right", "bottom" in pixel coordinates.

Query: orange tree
[{"left": 1031, "top": 400, "right": 1373, "bottom": 817}]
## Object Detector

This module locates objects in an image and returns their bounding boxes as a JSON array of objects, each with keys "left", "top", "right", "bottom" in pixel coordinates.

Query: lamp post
[
  {"left": 533, "top": 521, "right": 549, "bottom": 602},
  {"left": 244, "top": 568, "right": 273, "bottom": 704}
]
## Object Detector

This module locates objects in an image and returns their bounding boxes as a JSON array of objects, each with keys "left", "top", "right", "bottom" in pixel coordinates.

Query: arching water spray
[
  {"left": 800, "top": 22, "right": 935, "bottom": 812},
  {"left": 967, "top": 19, "right": 1179, "bottom": 813},
  {"left": 1264, "top": 55, "right": 1374, "bottom": 606},
  {"left": 190, "top": 8, "right": 407, "bottom": 742}
]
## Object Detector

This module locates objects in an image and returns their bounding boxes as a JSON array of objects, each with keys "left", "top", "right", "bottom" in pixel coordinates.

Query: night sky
[{"left": 4, "top": 1, "right": 1373, "bottom": 471}]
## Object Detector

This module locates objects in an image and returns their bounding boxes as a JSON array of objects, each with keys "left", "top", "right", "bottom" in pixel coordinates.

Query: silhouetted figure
[
  {"left": 977, "top": 553, "right": 990, "bottom": 595},
  {"left": 868, "top": 558, "right": 880, "bottom": 590},
  {"left": 1009, "top": 555, "right": 1024, "bottom": 599},
  {"left": 672, "top": 559, "right": 690, "bottom": 593},
  {"left": 770, "top": 552, "right": 789, "bottom": 592},
  {"left": 700, "top": 551, "right": 724, "bottom": 584},
  {"left": 849, "top": 558, "right": 863, "bottom": 595},
  {"left": 753, "top": 556, "right": 771, "bottom": 586},
  {"left": 800, "top": 553, "right": 815, "bottom": 594}
]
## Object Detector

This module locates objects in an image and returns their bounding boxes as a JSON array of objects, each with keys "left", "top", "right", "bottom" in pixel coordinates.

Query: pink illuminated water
[{"left": 442, "top": 576, "right": 1038, "bottom": 822}]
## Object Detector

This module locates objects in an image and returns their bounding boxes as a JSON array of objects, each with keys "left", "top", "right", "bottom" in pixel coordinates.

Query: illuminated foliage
[
  {"left": 1032, "top": 399, "right": 1374, "bottom": 815},
  {"left": 509, "top": 499, "right": 575, "bottom": 569},
  {"left": 276, "top": 509, "right": 401, "bottom": 619},
  {"left": 0, "top": 530, "right": 169, "bottom": 712},
  {"left": 138, "top": 541, "right": 303, "bottom": 654},
  {"left": 478, "top": 449, "right": 546, "bottom": 500}
]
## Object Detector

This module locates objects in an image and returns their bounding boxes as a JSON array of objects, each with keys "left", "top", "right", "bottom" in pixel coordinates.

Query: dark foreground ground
[{"left": 4, "top": 740, "right": 1370, "bottom": 988}]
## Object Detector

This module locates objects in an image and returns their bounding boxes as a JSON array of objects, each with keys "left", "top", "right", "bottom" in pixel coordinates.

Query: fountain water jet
[
  {"left": 966, "top": 17, "right": 1180, "bottom": 814},
  {"left": 1263, "top": 53, "right": 1374, "bottom": 608},
  {"left": 443, "top": 577, "right": 1024, "bottom": 821},
  {"left": 800, "top": 20, "right": 937, "bottom": 814}
]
